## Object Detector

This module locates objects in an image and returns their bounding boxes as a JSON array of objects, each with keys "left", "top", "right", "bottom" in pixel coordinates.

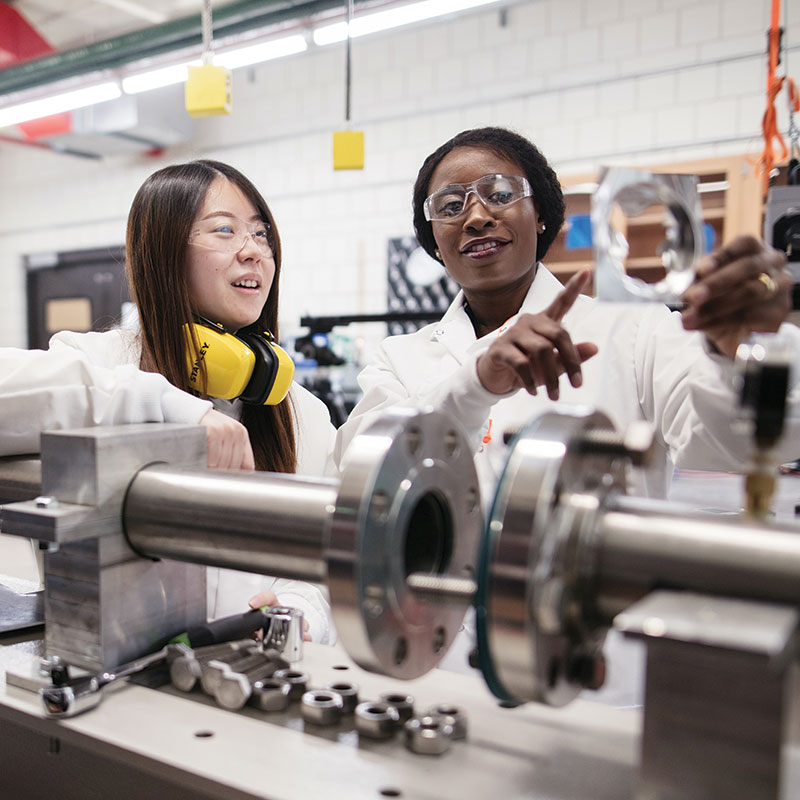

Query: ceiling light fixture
[
  {"left": 0, "top": 1, "right": 499, "bottom": 126},
  {"left": 215, "top": 34, "right": 308, "bottom": 70},
  {"left": 121, "top": 33, "right": 308, "bottom": 95},
  {"left": 122, "top": 62, "right": 197, "bottom": 94},
  {"left": 0, "top": 82, "right": 121, "bottom": 128},
  {"left": 313, "top": 0, "right": 503, "bottom": 46}
]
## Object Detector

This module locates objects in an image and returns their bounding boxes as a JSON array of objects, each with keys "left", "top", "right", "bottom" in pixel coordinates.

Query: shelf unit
[{"left": 547, "top": 155, "right": 763, "bottom": 287}]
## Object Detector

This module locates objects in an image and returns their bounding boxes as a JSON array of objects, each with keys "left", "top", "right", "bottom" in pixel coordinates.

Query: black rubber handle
[{"left": 183, "top": 608, "right": 268, "bottom": 648}]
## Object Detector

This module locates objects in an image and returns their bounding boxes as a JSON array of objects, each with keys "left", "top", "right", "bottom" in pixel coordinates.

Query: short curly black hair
[{"left": 412, "top": 127, "right": 565, "bottom": 263}]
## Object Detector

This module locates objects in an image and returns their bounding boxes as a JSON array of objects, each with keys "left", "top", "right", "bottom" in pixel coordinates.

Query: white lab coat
[
  {"left": 0, "top": 328, "right": 337, "bottom": 643},
  {"left": 334, "top": 264, "right": 800, "bottom": 684},
  {"left": 335, "top": 264, "right": 800, "bottom": 501}
]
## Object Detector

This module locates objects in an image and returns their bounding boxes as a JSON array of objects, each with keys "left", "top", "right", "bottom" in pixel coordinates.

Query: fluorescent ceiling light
[
  {"left": 313, "top": 0, "right": 502, "bottom": 46},
  {"left": 0, "top": 82, "right": 121, "bottom": 128},
  {"left": 121, "top": 34, "right": 307, "bottom": 95},
  {"left": 122, "top": 63, "right": 196, "bottom": 94},
  {"left": 216, "top": 35, "right": 308, "bottom": 69}
]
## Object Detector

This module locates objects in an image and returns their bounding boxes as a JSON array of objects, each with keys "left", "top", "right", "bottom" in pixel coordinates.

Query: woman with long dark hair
[{"left": 0, "top": 159, "right": 335, "bottom": 641}]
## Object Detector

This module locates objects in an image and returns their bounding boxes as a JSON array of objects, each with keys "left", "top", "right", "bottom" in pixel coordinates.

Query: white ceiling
[{"left": 8, "top": 0, "right": 244, "bottom": 53}]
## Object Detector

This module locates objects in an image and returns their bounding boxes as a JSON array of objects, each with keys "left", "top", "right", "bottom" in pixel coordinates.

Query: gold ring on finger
[{"left": 757, "top": 271, "right": 778, "bottom": 299}]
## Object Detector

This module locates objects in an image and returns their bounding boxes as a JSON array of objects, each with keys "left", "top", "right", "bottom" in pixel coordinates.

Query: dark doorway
[{"left": 26, "top": 246, "right": 129, "bottom": 351}]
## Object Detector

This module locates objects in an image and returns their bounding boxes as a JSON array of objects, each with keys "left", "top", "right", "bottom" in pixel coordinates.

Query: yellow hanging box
[{"left": 185, "top": 64, "right": 232, "bottom": 117}]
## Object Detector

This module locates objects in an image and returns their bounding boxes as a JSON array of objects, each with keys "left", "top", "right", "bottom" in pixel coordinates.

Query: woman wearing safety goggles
[{"left": 336, "top": 126, "right": 798, "bottom": 505}]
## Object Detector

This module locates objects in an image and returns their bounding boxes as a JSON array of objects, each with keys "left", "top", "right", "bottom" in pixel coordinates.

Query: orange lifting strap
[{"left": 758, "top": 0, "right": 799, "bottom": 195}]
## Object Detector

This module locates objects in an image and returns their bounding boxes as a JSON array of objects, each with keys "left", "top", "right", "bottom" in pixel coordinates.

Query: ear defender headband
[{"left": 184, "top": 318, "right": 295, "bottom": 406}]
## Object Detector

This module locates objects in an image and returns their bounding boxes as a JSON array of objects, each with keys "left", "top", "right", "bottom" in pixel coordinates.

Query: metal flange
[
  {"left": 477, "top": 407, "right": 626, "bottom": 705},
  {"left": 328, "top": 408, "right": 482, "bottom": 679}
]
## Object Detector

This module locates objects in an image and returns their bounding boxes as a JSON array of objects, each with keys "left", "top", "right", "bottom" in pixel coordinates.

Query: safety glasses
[
  {"left": 188, "top": 217, "right": 273, "bottom": 255},
  {"left": 424, "top": 174, "right": 532, "bottom": 222}
]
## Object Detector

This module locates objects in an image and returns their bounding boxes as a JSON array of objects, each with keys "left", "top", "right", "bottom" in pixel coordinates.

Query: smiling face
[
  {"left": 428, "top": 146, "right": 541, "bottom": 298},
  {"left": 186, "top": 176, "right": 275, "bottom": 332}
]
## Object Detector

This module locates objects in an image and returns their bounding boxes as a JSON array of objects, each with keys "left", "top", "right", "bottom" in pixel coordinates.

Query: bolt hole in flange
[
  {"left": 406, "top": 426, "right": 422, "bottom": 458},
  {"left": 194, "top": 730, "right": 214, "bottom": 738},
  {"left": 379, "top": 790, "right": 402, "bottom": 798},
  {"left": 465, "top": 487, "right": 479, "bottom": 515},
  {"left": 394, "top": 637, "right": 408, "bottom": 665},
  {"left": 370, "top": 490, "right": 391, "bottom": 523},
  {"left": 444, "top": 429, "right": 460, "bottom": 457}
]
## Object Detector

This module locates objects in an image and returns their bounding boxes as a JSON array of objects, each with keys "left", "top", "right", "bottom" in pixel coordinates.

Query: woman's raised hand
[
  {"left": 200, "top": 408, "right": 255, "bottom": 470},
  {"left": 476, "top": 269, "right": 598, "bottom": 399},
  {"left": 681, "top": 235, "right": 790, "bottom": 358}
]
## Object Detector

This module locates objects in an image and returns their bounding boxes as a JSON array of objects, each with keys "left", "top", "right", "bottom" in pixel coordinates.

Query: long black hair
[{"left": 126, "top": 159, "right": 296, "bottom": 473}]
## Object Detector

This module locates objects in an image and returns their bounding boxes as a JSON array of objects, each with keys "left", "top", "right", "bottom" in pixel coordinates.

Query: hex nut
[
  {"left": 354, "top": 701, "right": 401, "bottom": 740},
  {"left": 301, "top": 690, "right": 345, "bottom": 726},
  {"left": 425, "top": 703, "right": 468, "bottom": 740},
  {"left": 379, "top": 692, "right": 414, "bottom": 723},
  {"left": 326, "top": 681, "right": 360, "bottom": 713},
  {"left": 405, "top": 715, "right": 454, "bottom": 755},
  {"left": 274, "top": 669, "right": 309, "bottom": 701},
  {"left": 249, "top": 678, "right": 291, "bottom": 712}
]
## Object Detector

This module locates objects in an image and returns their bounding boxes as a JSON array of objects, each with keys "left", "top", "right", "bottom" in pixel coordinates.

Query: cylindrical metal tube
[
  {"left": 0, "top": 456, "right": 41, "bottom": 503},
  {"left": 595, "top": 496, "right": 800, "bottom": 619},
  {"left": 124, "top": 465, "right": 338, "bottom": 582}
]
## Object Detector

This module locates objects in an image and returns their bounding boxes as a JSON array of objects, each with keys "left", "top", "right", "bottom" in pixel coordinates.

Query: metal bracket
[{"left": 616, "top": 589, "right": 800, "bottom": 800}]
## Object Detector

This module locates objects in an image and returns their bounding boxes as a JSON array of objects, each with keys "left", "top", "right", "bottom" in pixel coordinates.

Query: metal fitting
[
  {"left": 200, "top": 651, "right": 268, "bottom": 696},
  {"left": 379, "top": 691, "right": 414, "bottom": 723},
  {"left": 38, "top": 655, "right": 63, "bottom": 677},
  {"left": 169, "top": 640, "right": 259, "bottom": 693},
  {"left": 249, "top": 678, "right": 291, "bottom": 712},
  {"left": 301, "top": 689, "right": 345, "bottom": 726},
  {"left": 354, "top": 701, "right": 401, "bottom": 740},
  {"left": 578, "top": 422, "right": 657, "bottom": 467},
  {"left": 273, "top": 668, "right": 309, "bottom": 701},
  {"left": 35, "top": 495, "right": 58, "bottom": 509},
  {"left": 215, "top": 658, "right": 279, "bottom": 711},
  {"left": 263, "top": 606, "right": 304, "bottom": 662},
  {"left": 326, "top": 681, "right": 360, "bottom": 713},
  {"left": 404, "top": 714, "right": 454, "bottom": 755},
  {"left": 424, "top": 703, "right": 468, "bottom": 740}
]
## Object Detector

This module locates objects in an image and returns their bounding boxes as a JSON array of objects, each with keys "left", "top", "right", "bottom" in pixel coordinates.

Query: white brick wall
[
  {"left": 601, "top": 20, "right": 639, "bottom": 61},
  {"left": 0, "top": 0, "right": 795, "bottom": 351}
]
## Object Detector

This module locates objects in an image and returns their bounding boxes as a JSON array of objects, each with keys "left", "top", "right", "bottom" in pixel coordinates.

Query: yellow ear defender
[{"left": 184, "top": 318, "right": 295, "bottom": 405}]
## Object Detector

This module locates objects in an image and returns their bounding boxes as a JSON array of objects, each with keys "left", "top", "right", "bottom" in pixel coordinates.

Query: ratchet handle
[
  {"left": 181, "top": 607, "right": 269, "bottom": 648},
  {"left": 41, "top": 677, "right": 103, "bottom": 718}
]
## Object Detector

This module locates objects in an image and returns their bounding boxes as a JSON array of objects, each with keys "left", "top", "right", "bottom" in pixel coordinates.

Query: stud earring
[
  {"left": 539, "top": 222, "right": 546, "bottom": 233},
  {"left": 434, "top": 249, "right": 442, "bottom": 260}
]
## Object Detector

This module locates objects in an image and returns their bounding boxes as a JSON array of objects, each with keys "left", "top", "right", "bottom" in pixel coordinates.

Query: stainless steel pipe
[
  {"left": 124, "top": 465, "right": 336, "bottom": 583},
  {"left": 0, "top": 455, "right": 41, "bottom": 503},
  {"left": 481, "top": 408, "right": 800, "bottom": 706},
  {"left": 0, "top": 410, "right": 483, "bottom": 679},
  {"left": 595, "top": 496, "right": 800, "bottom": 620}
]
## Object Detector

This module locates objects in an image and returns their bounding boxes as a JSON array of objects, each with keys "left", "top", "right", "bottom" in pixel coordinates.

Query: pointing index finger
[{"left": 546, "top": 268, "right": 591, "bottom": 322}]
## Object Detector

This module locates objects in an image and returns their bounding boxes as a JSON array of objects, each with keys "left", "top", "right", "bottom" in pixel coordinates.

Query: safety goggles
[
  {"left": 423, "top": 174, "right": 533, "bottom": 222},
  {"left": 188, "top": 217, "right": 273, "bottom": 255}
]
